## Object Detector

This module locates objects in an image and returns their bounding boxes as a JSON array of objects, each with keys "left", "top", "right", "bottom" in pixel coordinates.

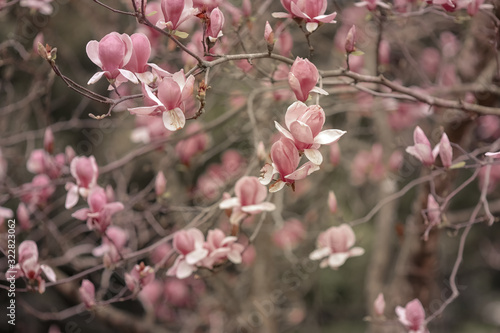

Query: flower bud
[
  {"left": 345, "top": 25, "right": 356, "bottom": 54},
  {"left": 264, "top": 21, "right": 275, "bottom": 53},
  {"left": 155, "top": 171, "right": 167, "bottom": 196}
]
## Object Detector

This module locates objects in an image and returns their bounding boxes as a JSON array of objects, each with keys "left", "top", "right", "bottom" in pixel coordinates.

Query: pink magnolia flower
[
  {"left": 276, "top": 26, "right": 293, "bottom": 57},
  {"left": 345, "top": 25, "right": 357, "bottom": 53},
  {"left": 221, "top": 149, "right": 246, "bottom": 178},
  {"left": 272, "top": 219, "right": 305, "bottom": 249},
  {"left": 275, "top": 101, "right": 346, "bottom": 165},
  {"left": 355, "top": 0, "right": 390, "bottom": 11},
  {"left": 92, "top": 226, "right": 128, "bottom": 265},
  {"left": 130, "top": 115, "right": 172, "bottom": 144},
  {"left": 20, "top": 174, "right": 55, "bottom": 208},
  {"left": 167, "top": 228, "right": 209, "bottom": 279},
  {"left": 406, "top": 126, "right": 437, "bottom": 167},
  {"left": 396, "top": 299, "right": 428, "bottom": 333},
  {"left": 164, "top": 278, "right": 190, "bottom": 307},
  {"left": 206, "top": 7, "right": 225, "bottom": 43},
  {"left": 128, "top": 70, "right": 195, "bottom": 131},
  {"left": 309, "top": 224, "right": 365, "bottom": 269},
  {"left": 72, "top": 187, "right": 124, "bottom": 233},
  {"left": 159, "top": 0, "right": 198, "bottom": 32},
  {"left": 125, "top": 262, "right": 155, "bottom": 292},
  {"left": 123, "top": 33, "right": 171, "bottom": 84},
  {"left": 20, "top": 0, "right": 54, "bottom": 15},
  {"left": 288, "top": 57, "right": 327, "bottom": 102},
  {"left": 86, "top": 32, "right": 138, "bottom": 86},
  {"left": 12, "top": 240, "right": 56, "bottom": 293},
  {"left": 65, "top": 156, "right": 99, "bottom": 209},
  {"left": 219, "top": 176, "right": 276, "bottom": 224},
  {"left": 79, "top": 279, "right": 96, "bottom": 309},
  {"left": 351, "top": 144, "right": 386, "bottom": 185},
  {"left": 272, "top": 0, "right": 337, "bottom": 33},
  {"left": 202, "top": 229, "right": 245, "bottom": 268},
  {"left": 26, "top": 149, "right": 66, "bottom": 179},
  {"left": 260, "top": 138, "right": 320, "bottom": 192},
  {"left": 374, "top": 293, "right": 385, "bottom": 317},
  {"left": 175, "top": 122, "right": 208, "bottom": 164}
]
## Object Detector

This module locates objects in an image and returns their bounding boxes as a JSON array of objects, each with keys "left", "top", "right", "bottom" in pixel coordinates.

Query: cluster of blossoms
[
  {"left": 272, "top": 0, "right": 338, "bottom": 33},
  {"left": 259, "top": 57, "right": 346, "bottom": 192},
  {"left": 167, "top": 227, "right": 245, "bottom": 279},
  {"left": 406, "top": 126, "right": 453, "bottom": 168},
  {"left": 11, "top": 241, "right": 56, "bottom": 293}
]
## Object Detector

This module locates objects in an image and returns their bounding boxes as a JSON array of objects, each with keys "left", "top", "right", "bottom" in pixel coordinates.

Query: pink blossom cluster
[
  {"left": 167, "top": 228, "right": 245, "bottom": 279},
  {"left": 406, "top": 126, "right": 453, "bottom": 168},
  {"left": 272, "top": 0, "right": 337, "bottom": 33},
  {"left": 10, "top": 240, "right": 56, "bottom": 293},
  {"left": 351, "top": 144, "right": 403, "bottom": 186}
]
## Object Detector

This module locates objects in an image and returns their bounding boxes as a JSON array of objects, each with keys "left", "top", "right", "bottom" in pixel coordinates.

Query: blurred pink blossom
[{"left": 396, "top": 299, "right": 428, "bottom": 333}]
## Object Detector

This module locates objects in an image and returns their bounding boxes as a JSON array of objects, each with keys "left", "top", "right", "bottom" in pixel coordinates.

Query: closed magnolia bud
[
  {"left": 155, "top": 171, "right": 167, "bottom": 196},
  {"left": 264, "top": 21, "right": 275, "bottom": 53},
  {"left": 328, "top": 191, "right": 337, "bottom": 214},
  {"left": 374, "top": 293, "right": 385, "bottom": 316},
  {"left": 345, "top": 25, "right": 356, "bottom": 53},
  {"left": 79, "top": 279, "right": 96, "bottom": 309},
  {"left": 44, "top": 128, "right": 54, "bottom": 154}
]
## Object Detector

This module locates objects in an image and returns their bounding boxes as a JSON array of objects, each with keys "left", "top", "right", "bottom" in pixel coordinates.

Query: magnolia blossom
[
  {"left": 406, "top": 127, "right": 453, "bottom": 168},
  {"left": 272, "top": 219, "right": 305, "bottom": 250},
  {"left": 72, "top": 187, "right": 124, "bottom": 233},
  {"left": 27, "top": 149, "right": 66, "bottom": 179},
  {"left": 424, "top": 194, "right": 441, "bottom": 240},
  {"left": 202, "top": 229, "right": 245, "bottom": 268},
  {"left": 123, "top": 33, "right": 171, "bottom": 84},
  {"left": 92, "top": 226, "right": 128, "bottom": 265},
  {"left": 11, "top": 241, "right": 56, "bottom": 293},
  {"left": 65, "top": 156, "right": 99, "bottom": 209},
  {"left": 125, "top": 262, "right": 155, "bottom": 292},
  {"left": 20, "top": 0, "right": 54, "bottom": 15},
  {"left": 396, "top": 299, "right": 428, "bottom": 333},
  {"left": 273, "top": 0, "right": 337, "bottom": 33},
  {"left": 175, "top": 122, "right": 208, "bottom": 164},
  {"left": 159, "top": 0, "right": 198, "bottom": 32},
  {"left": 355, "top": 0, "right": 390, "bottom": 11},
  {"left": 219, "top": 176, "right": 276, "bottom": 224},
  {"left": 274, "top": 101, "right": 346, "bottom": 165},
  {"left": 260, "top": 138, "right": 320, "bottom": 192},
  {"left": 79, "top": 279, "right": 96, "bottom": 309},
  {"left": 288, "top": 57, "right": 327, "bottom": 102},
  {"left": 206, "top": 7, "right": 225, "bottom": 43},
  {"left": 130, "top": 115, "right": 172, "bottom": 144},
  {"left": 21, "top": 174, "right": 55, "bottom": 208},
  {"left": 167, "top": 228, "right": 209, "bottom": 279},
  {"left": 309, "top": 224, "right": 365, "bottom": 269},
  {"left": 128, "top": 70, "right": 195, "bottom": 131},
  {"left": 86, "top": 32, "right": 138, "bottom": 86}
]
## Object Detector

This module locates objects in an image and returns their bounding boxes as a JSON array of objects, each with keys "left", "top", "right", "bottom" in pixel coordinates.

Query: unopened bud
[
  {"left": 345, "top": 25, "right": 356, "bottom": 54},
  {"left": 264, "top": 21, "right": 275, "bottom": 53}
]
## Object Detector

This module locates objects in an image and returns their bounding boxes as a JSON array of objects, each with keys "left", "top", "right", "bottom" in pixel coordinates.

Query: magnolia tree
[{"left": 1, "top": 0, "right": 500, "bottom": 332}]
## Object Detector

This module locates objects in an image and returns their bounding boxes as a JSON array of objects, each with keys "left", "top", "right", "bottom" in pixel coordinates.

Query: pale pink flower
[
  {"left": 125, "top": 262, "right": 155, "bottom": 292},
  {"left": 396, "top": 299, "right": 428, "bottom": 333},
  {"left": 26, "top": 149, "right": 65, "bottom": 179},
  {"left": 206, "top": 7, "right": 225, "bottom": 42},
  {"left": 159, "top": 0, "right": 198, "bottom": 32},
  {"left": 260, "top": 138, "right": 320, "bottom": 192},
  {"left": 355, "top": 0, "right": 390, "bottom": 11},
  {"left": 17, "top": 203, "right": 31, "bottom": 230},
  {"left": 374, "top": 293, "right": 385, "bottom": 317},
  {"left": 86, "top": 32, "right": 138, "bottom": 86},
  {"left": 65, "top": 156, "right": 99, "bottom": 209},
  {"left": 175, "top": 122, "right": 208, "bottom": 164},
  {"left": 128, "top": 70, "right": 195, "bottom": 131},
  {"left": 274, "top": 101, "right": 346, "bottom": 165},
  {"left": 79, "top": 279, "right": 96, "bottom": 309},
  {"left": 123, "top": 33, "right": 171, "bottom": 84},
  {"left": 155, "top": 171, "right": 167, "bottom": 196},
  {"left": 20, "top": 174, "right": 55, "bottom": 208},
  {"left": 202, "top": 229, "right": 245, "bottom": 268},
  {"left": 12, "top": 240, "right": 56, "bottom": 293},
  {"left": 309, "top": 224, "right": 365, "bottom": 269},
  {"left": 20, "top": 0, "right": 54, "bottom": 15},
  {"left": 219, "top": 176, "right": 276, "bottom": 224},
  {"left": 164, "top": 278, "right": 190, "bottom": 307},
  {"left": 272, "top": 0, "right": 337, "bottom": 33},
  {"left": 167, "top": 228, "right": 209, "bottom": 279},
  {"left": 351, "top": 144, "right": 386, "bottom": 186},
  {"left": 92, "top": 226, "right": 128, "bottom": 265},
  {"left": 72, "top": 187, "right": 124, "bottom": 233},
  {"left": 406, "top": 126, "right": 437, "bottom": 167},
  {"left": 272, "top": 219, "right": 305, "bottom": 249},
  {"left": 288, "top": 57, "right": 327, "bottom": 102}
]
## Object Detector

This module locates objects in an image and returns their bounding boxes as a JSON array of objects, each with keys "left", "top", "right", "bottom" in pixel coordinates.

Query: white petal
[
  {"left": 306, "top": 22, "right": 319, "bottom": 33},
  {"left": 274, "top": 121, "right": 294, "bottom": 141},
  {"left": 118, "top": 69, "right": 139, "bottom": 84},
  {"left": 162, "top": 108, "right": 186, "bottom": 131},
  {"left": 304, "top": 149, "right": 323, "bottom": 165},
  {"left": 314, "top": 129, "right": 346, "bottom": 145},
  {"left": 241, "top": 202, "right": 276, "bottom": 213},
  {"left": 309, "top": 247, "right": 331, "bottom": 260},
  {"left": 269, "top": 180, "right": 286, "bottom": 192},
  {"left": 176, "top": 260, "right": 195, "bottom": 279},
  {"left": 328, "top": 253, "right": 349, "bottom": 268},
  {"left": 227, "top": 251, "right": 242, "bottom": 264},
  {"left": 87, "top": 71, "right": 105, "bottom": 85},
  {"left": 219, "top": 197, "right": 240, "bottom": 209},
  {"left": 349, "top": 247, "right": 365, "bottom": 257},
  {"left": 310, "top": 86, "right": 329, "bottom": 95},
  {"left": 185, "top": 248, "right": 208, "bottom": 265},
  {"left": 40, "top": 264, "right": 56, "bottom": 282},
  {"left": 65, "top": 185, "right": 79, "bottom": 209}
]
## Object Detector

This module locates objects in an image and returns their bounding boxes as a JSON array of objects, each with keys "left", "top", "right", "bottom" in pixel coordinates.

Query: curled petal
[
  {"left": 304, "top": 148, "right": 323, "bottom": 165},
  {"left": 163, "top": 108, "right": 186, "bottom": 131},
  {"left": 274, "top": 121, "right": 294, "bottom": 141},
  {"left": 40, "top": 264, "right": 56, "bottom": 282},
  {"left": 219, "top": 197, "right": 240, "bottom": 209},
  {"left": 314, "top": 129, "right": 346, "bottom": 145},
  {"left": 285, "top": 161, "right": 320, "bottom": 180},
  {"left": 259, "top": 163, "right": 276, "bottom": 185},
  {"left": 269, "top": 180, "right": 286, "bottom": 192}
]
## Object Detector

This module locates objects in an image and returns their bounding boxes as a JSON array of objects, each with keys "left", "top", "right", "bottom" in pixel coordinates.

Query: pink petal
[
  {"left": 285, "top": 161, "right": 320, "bottom": 180},
  {"left": 274, "top": 121, "right": 294, "bottom": 141},
  {"left": 289, "top": 121, "right": 314, "bottom": 145},
  {"left": 285, "top": 101, "right": 308, "bottom": 129},
  {"left": 86, "top": 41, "right": 102, "bottom": 68}
]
